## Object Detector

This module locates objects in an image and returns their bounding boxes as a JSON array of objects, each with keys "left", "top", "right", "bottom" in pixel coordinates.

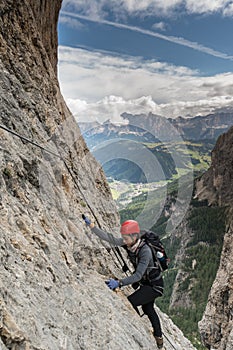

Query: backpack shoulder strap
[{"left": 136, "top": 238, "right": 146, "bottom": 254}]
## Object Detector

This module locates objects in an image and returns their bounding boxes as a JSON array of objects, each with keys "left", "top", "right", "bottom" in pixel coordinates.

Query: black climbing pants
[{"left": 127, "top": 284, "right": 162, "bottom": 337}]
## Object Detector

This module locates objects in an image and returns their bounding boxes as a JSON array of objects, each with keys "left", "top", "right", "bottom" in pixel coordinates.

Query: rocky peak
[
  {"left": 196, "top": 127, "right": 233, "bottom": 350},
  {"left": 196, "top": 126, "right": 233, "bottom": 206}
]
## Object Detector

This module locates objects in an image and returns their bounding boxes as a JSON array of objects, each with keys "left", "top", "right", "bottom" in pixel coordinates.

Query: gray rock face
[
  {"left": 198, "top": 224, "right": 233, "bottom": 350},
  {"left": 0, "top": 1, "right": 197, "bottom": 349},
  {"left": 28, "top": 0, "right": 62, "bottom": 74},
  {"left": 196, "top": 129, "right": 233, "bottom": 349}
]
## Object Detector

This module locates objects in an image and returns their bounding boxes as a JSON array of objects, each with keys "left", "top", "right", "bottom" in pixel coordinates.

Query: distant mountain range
[
  {"left": 78, "top": 111, "right": 233, "bottom": 183},
  {"left": 79, "top": 110, "right": 233, "bottom": 146}
]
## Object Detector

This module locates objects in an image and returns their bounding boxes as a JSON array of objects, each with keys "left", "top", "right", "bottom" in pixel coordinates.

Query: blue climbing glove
[
  {"left": 82, "top": 214, "right": 91, "bottom": 226},
  {"left": 106, "top": 278, "right": 119, "bottom": 290}
]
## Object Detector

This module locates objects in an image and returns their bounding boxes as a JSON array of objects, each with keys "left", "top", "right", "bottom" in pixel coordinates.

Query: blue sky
[{"left": 58, "top": 0, "right": 233, "bottom": 122}]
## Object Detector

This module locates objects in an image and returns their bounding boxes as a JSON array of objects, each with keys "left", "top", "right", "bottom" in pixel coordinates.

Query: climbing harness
[{"left": 0, "top": 123, "right": 130, "bottom": 275}]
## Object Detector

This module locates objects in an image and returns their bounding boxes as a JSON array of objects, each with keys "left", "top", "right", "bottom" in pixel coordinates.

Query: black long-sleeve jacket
[{"left": 92, "top": 226, "right": 155, "bottom": 287}]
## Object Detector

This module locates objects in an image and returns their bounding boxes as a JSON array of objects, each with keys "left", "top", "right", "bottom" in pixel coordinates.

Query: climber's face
[{"left": 122, "top": 233, "right": 138, "bottom": 247}]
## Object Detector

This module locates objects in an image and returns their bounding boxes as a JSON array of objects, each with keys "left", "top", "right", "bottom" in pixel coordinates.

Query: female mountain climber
[{"left": 82, "top": 216, "right": 165, "bottom": 350}]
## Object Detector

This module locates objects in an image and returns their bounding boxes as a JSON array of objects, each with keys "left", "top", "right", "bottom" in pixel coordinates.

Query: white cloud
[
  {"left": 62, "top": 0, "right": 233, "bottom": 18},
  {"left": 58, "top": 46, "right": 198, "bottom": 102},
  {"left": 67, "top": 94, "right": 233, "bottom": 124},
  {"left": 185, "top": 0, "right": 231, "bottom": 14},
  {"left": 61, "top": 0, "right": 180, "bottom": 18},
  {"left": 223, "top": 2, "right": 233, "bottom": 15},
  {"left": 61, "top": 12, "right": 233, "bottom": 61},
  {"left": 59, "top": 16, "right": 85, "bottom": 29},
  {"left": 62, "top": 0, "right": 108, "bottom": 20},
  {"left": 58, "top": 46, "right": 233, "bottom": 122},
  {"left": 152, "top": 21, "right": 167, "bottom": 31},
  {"left": 69, "top": 95, "right": 162, "bottom": 123},
  {"left": 113, "top": 0, "right": 183, "bottom": 16}
]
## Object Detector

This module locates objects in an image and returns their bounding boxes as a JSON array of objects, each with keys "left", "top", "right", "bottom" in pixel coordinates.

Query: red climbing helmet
[{"left": 120, "top": 220, "right": 140, "bottom": 235}]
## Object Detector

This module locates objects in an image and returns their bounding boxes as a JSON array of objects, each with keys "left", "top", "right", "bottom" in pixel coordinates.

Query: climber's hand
[
  {"left": 105, "top": 278, "right": 119, "bottom": 290},
  {"left": 82, "top": 214, "right": 91, "bottom": 226}
]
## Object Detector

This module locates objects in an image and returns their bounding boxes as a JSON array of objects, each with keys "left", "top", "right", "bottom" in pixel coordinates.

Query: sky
[{"left": 58, "top": 0, "right": 233, "bottom": 123}]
